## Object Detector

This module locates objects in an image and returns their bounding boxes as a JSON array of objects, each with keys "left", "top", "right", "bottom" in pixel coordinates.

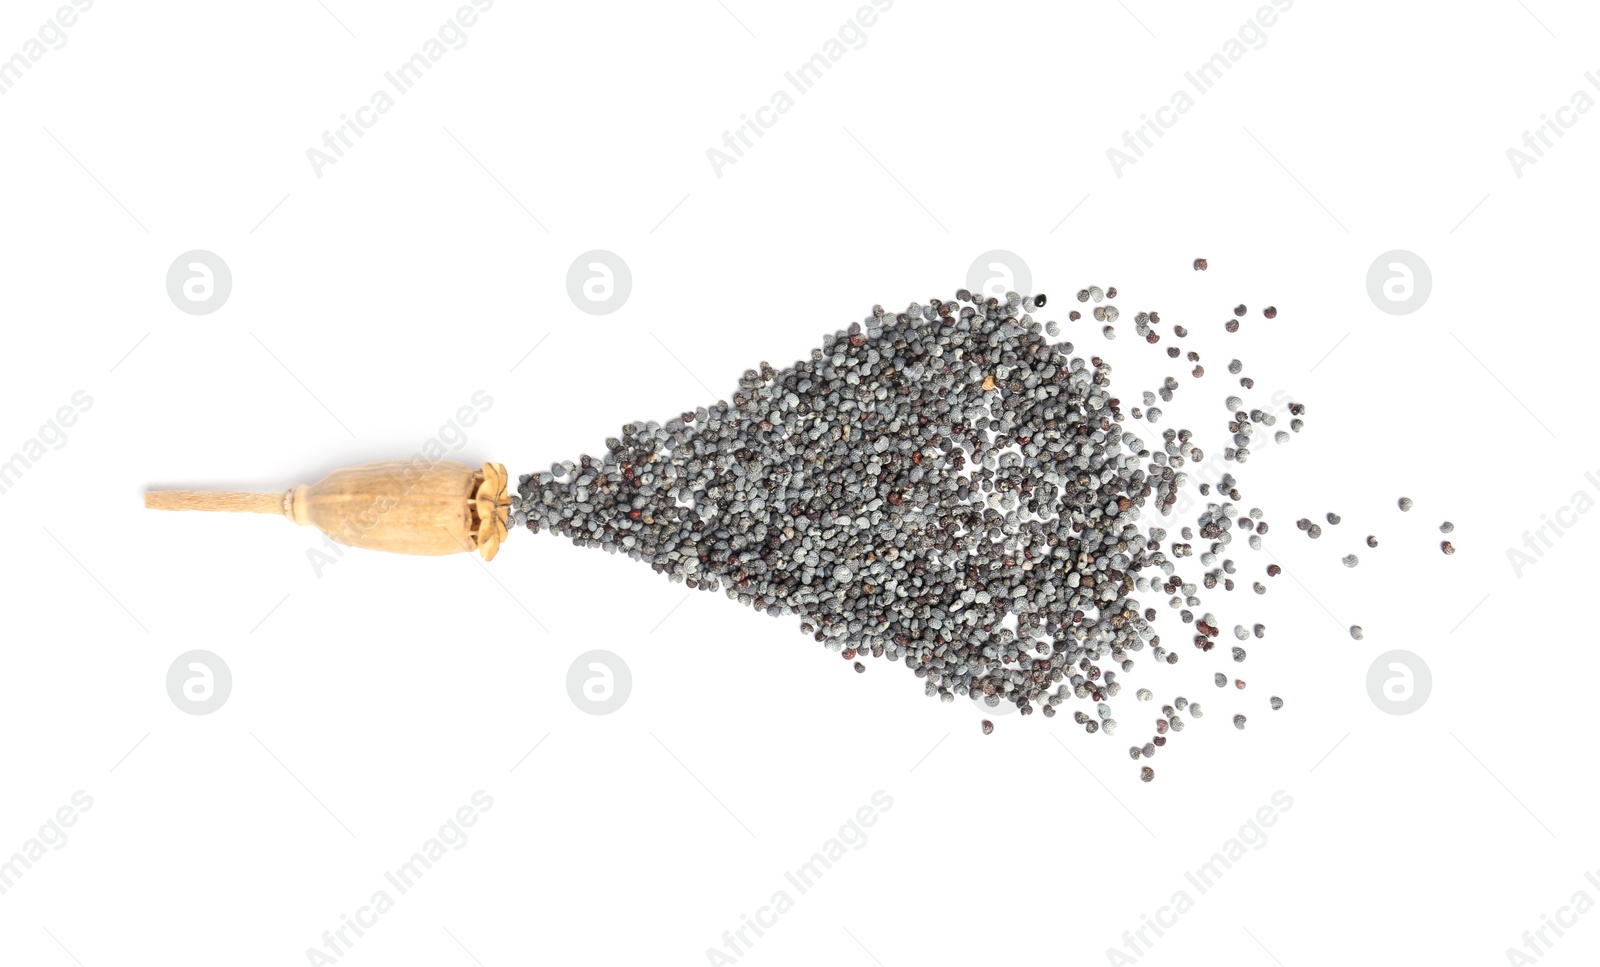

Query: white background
[{"left": 1, "top": 1, "right": 1595, "bottom": 965}]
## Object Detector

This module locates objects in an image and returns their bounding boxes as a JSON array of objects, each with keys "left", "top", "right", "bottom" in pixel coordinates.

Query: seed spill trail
[{"left": 513, "top": 268, "right": 1453, "bottom": 780}]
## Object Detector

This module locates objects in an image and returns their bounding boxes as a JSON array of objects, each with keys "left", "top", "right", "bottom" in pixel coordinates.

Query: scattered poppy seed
[
  {"left": 1262, "top": 306, "right": 1277, "bottom": 319},
  {"left": 510, "top": 276, "right": 1422, "bottom": 783}
]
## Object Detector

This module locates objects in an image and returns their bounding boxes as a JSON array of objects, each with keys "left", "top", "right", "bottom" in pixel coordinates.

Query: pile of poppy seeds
[{"left": 513, "top": 262, "right": 1454, "bottom": 781}]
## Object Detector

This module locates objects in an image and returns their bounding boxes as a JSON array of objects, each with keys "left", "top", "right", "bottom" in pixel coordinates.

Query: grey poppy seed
[{"left": 511, "top": 280, "right": 1322, "bottom": 778}]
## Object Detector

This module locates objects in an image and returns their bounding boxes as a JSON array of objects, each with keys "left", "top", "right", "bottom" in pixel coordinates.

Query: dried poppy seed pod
[{"left": 143, "top": 460, "right": 512, "bottom": 560}]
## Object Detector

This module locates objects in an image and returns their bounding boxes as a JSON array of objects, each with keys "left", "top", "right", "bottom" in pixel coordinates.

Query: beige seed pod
[{"left": 144, "top": 460, "right": 512, "bottom": 560}]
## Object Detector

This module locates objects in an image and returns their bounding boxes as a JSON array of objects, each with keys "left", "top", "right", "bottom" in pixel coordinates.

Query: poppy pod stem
[{"left": 144, "top": 460, "right": 513, "bottom": 560}]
